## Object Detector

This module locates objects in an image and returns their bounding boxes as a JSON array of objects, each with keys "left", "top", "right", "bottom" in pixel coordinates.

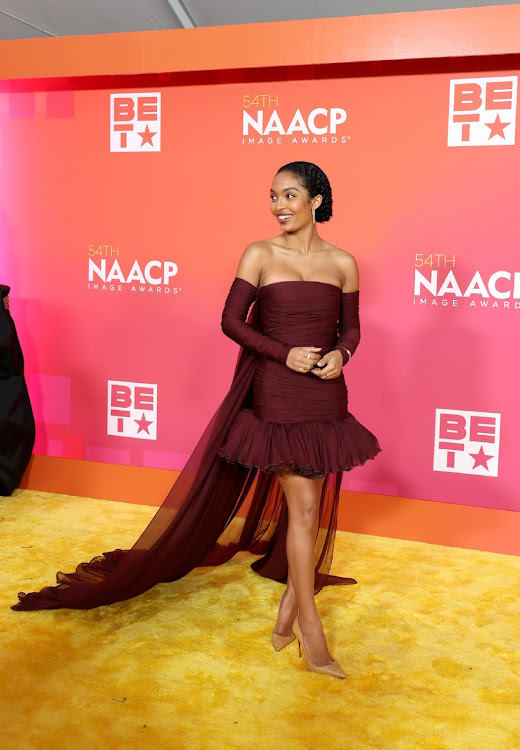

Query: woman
[
  {"left": 12, "top": 162, "right": 380, "bottom": 680},
  {"left": 218, "top": 161, "right": 380, "bottom": 677}
]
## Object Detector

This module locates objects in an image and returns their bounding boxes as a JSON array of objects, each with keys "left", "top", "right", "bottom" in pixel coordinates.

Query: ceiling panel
[
  {"left": 186, "top": 0, "right": 520, "bottom": 27},
  {"left": 0, "top": 6, "right": 48, "bottom": 38},
  {"left": 0, "top": 0, "right": 518, "bottom": 39},
  {"left": 0, "top": 0, "right": 182, "bottom": 38}
]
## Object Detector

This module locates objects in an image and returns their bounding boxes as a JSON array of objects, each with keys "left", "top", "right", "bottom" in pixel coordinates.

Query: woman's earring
[{"left": 312, "top": 207, "right": 316, "bottom": 223}]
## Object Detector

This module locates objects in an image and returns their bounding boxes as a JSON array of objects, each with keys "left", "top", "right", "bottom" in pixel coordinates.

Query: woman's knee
[
  {"left": 287, "top": 495, "right": 319, "bottom": 528},
  {"left": 276, "top": 470, "right": 322, "bottom": 528}
]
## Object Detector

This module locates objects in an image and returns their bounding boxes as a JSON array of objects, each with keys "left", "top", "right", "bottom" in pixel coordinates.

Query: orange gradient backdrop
[{"left": 1, "top": 6, "right": 520, "bottom": 555}]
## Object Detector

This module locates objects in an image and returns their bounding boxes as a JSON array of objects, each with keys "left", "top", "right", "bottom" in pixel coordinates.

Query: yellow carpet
[{"left": 1, "top": 490, "right": 519, "bottom": 750}]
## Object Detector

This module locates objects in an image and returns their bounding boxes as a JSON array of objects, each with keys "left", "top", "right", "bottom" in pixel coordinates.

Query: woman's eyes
[{"left": 270, "top": 193, "right": 296, "bottom": 199}]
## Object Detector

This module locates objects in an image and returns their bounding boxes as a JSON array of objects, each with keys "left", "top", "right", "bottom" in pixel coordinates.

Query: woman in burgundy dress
[
  {"left": 12, "top": 161, "right": 380, "bottom": 680},
  {"left": 218, "top": 161, "right": 380, "bottom": 677}
]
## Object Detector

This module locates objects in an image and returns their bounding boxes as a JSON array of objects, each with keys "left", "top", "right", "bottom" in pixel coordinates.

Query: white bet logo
[
  {"left": 107, "top": 381, "right": 157, "bottom": 440},
  {"left": 448, "top": 77, "right": 517, "bottom": 147},
  {"left": 110, "top": 93, "right": 161, "bottom": 152},
  {"left": 433, "top": 409, "right": 500, "bottom": 477}
]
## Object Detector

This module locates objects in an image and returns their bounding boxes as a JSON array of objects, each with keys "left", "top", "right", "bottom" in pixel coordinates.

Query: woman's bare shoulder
[
  {"left": 325, "top": 244, "right": 359, "bottom": 291},
  {"left": 235, "top": 240, "right": 274, "bottom": 287},
  {"left": 324, "top": 241, "right": 356, "bottom": 260},
  {"left": 241, "top": 239, "right": 273, "bottom": 257}
]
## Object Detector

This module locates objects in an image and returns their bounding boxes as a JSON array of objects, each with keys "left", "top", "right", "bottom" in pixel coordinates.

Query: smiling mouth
[{"left": 277, "top": 214, "right": 293, "bottom": 221}]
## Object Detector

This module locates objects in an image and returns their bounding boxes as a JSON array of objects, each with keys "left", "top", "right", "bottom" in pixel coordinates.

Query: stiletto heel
[{"left": 292, "top": 616, "right": 346, "bottom": 679}]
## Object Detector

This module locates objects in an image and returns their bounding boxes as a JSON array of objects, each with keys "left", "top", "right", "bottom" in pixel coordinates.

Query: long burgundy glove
[
  {"left": 221, "top": 277, "right": 292, "bottom": 364},
  {"left": 335, "top": 290, "right": 360, "bottom": 366}
]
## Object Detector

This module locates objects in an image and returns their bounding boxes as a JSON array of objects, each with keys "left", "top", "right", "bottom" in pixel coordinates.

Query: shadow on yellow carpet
[{"left": 1, "top": 490, "right": 519, "bottom": 750}]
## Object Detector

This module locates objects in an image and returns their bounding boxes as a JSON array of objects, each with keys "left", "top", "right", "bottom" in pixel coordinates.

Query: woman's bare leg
[
  {"left": 275, "top": 469, "right": 333, "bottom": 667},
  {"left": 273, "top": 569, "right": 298, "bottom": 637}
]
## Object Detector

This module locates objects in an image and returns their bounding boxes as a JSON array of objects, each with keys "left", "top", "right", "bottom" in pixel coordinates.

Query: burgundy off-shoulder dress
[
  {"left": 218, "top": 278, "right": 380, "bottom": 478},
  {"left": 12, "top": 277, "right": 380, "bottom": 612}
]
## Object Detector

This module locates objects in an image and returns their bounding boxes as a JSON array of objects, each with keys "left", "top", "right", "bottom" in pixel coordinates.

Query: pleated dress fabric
[{"left": 218, "top": 281, "right": 380, "bottom": 478}]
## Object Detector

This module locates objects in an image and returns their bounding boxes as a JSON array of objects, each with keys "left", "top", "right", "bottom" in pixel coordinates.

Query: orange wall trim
[
  {"left": 19, "top": 455, "right": 520, "bottom": 557},
  {"left": 1, "top": 5, "right": 520, "bottom": 80}
]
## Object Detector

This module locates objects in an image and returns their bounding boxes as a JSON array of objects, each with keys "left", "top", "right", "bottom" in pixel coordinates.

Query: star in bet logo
[
  {"left": 107, "top": 381, "right": 157, "bottom": 440},
  {"left": 433, "top": 409, "right": 500, "bottom": 477}
]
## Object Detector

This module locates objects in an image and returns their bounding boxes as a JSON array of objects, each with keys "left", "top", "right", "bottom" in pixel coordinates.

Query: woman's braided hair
[{"left": 276, "top": 161, "right": 333, "bottom": 223}]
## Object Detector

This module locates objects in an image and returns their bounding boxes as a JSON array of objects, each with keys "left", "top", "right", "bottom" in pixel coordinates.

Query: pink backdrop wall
[{"left": 1, "top": 63, "right": 517, "bottom": 513}]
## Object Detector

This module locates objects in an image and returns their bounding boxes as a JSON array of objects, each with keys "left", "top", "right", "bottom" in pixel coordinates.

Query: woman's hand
[
  {"left": 286, "top": 346, "right": 322, "bottom": 373},
  {"left": 311, "top": 349, "right": 343, "bottom": 380},
  {"left": 3, "top": 295, "right": 9, "bottom": 311}
]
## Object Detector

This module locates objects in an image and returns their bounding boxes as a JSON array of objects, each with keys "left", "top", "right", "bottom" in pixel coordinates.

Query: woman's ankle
[
  {"left": 297, "top": 611, "right": 322, "bottom": 630},
  {"left": 281, "top": 587, "right": 296, "bottom": 604}
]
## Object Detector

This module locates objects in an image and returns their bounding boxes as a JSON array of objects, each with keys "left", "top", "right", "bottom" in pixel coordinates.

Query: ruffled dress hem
[{"left": 217, "top": 407, "right": 381, "bottom": 479}]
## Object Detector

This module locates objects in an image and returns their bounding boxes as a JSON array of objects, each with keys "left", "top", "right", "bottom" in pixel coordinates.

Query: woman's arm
[
  {"left": 311, "top": 251, "right": 360, "bottom": 378},
  {"left": 341, "top": 253, "right": 359, "bottom": 293},
  {"left": 336, "top": 252, "right": 360, "bottom": 364},
  {"left": 222, "top": 243, "right": 291, "bottom": 363},
  {"left": 222, "top": 244, "right": 322, "bottom": 370},
  {"left": 335, "top": 291, "right": 360, "bottom": 366},
  {"left": 234, "top": 242, "right": 265, "bottom": 289},
  {"left": 221, "top": 277, "right": 292, "bottom": 364}
]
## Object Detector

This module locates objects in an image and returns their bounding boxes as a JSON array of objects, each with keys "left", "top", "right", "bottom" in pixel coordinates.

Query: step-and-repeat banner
[{"left": 1, "top": 69, "right": 518, "bottom": 512}]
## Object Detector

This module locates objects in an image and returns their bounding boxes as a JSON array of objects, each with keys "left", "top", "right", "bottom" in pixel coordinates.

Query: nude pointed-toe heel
[
  {"left": 292, "top": 616, "right": 346, "bottom": 679},
  {"left": 272, "top": 590, "right": 296, "bottom": 651},
  {"left": 272, "top": 631, "right": 296, "bottom": 651}
]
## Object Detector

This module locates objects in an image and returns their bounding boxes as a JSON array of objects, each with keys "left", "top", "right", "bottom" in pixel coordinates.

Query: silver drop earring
[{"left": 312, "top": 207, "right": 316, "bottom": 223}]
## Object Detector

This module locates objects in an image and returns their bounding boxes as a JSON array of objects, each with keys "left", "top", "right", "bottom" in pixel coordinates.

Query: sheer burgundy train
[{"left": 12, "top": 278, "right": 381, "bottom": 612}]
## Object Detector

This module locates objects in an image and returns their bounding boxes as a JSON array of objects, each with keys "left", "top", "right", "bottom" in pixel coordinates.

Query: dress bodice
[
  {"left": 258, "top": 281, "right": 341, "bottom": 353},
  {"left": 254, "top": 281, "right": 347, "bottom": 424}
]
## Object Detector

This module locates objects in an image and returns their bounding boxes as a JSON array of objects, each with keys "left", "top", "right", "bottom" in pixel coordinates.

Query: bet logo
[
  {"left": 433, "top": 409, "right": 500, "bottom": 477},
  {"left": 110, "top": 93, "right": 161, "bottom": 152},
  {"left": 448, "top": 76, "right": 517, "bottom": 147},
  {"left": 107, "top": 381, "right": 157, "bottom": 440}
]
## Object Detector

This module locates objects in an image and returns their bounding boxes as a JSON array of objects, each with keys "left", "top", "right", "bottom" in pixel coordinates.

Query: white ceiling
[{"left": 0, "top": 0, "right": 518, "bottom": 39}]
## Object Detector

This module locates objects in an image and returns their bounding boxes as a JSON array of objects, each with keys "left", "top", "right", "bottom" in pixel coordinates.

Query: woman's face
[{"left": 270, "top": 171, "right": 315, "bottom": 231}]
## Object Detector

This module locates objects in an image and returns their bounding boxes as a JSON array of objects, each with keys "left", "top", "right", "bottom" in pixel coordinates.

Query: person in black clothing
[{"left": 0, "top": 285, "right": 35, "bottom": 495}]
